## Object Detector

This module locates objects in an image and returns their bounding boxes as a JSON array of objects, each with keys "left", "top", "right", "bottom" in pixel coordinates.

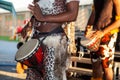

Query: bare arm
[
  {"left": 28, "top": 1, "right": 79, "bottom": 23},
  {"left": 85, "top": 7, "right": 95, "bottom": 38},
  {"left": 102, "top": 0, "right": 120, "bottom": 34},
  {"left": 88, "top": 0, "right": 120, "bottom": 39},
  {"left": 87, "top": 8, "right": 95, "bottom": 26}
]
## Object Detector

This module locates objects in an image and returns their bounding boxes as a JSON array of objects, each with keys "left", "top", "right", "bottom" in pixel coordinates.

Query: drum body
[
  {"left": 15, "top": 39, "right": 43, "bottom": 68},
  {"left": 81, "top": 37, "right": 101, "bottom": 52}
]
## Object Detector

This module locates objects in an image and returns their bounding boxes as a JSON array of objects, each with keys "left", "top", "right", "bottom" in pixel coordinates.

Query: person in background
[
  {"left": 16, "top": 19, "right": 31, "bottom": 74},
  {"left": 21, "top": 0, "right": 79, "bottom": 80},
  {"left": 85, "top": 0, "right": 120, "bottom": 80}
]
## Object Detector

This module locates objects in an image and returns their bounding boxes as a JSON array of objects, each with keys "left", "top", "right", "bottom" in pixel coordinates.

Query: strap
[{"left": 38, "top": 26, "right": 64, "bottom": 43}]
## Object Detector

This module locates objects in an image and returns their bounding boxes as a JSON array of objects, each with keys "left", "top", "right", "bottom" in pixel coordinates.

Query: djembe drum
[
  {"left": 81, "top": 36, "right": 101, "bottom": 52},
  {"left": 15, "top": 39, "right": 43, "bottom": 68}
]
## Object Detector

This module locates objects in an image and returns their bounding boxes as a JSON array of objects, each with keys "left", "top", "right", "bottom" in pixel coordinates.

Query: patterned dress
[{"left": 26, "top": 0, "right": 79, "bottom": 80}]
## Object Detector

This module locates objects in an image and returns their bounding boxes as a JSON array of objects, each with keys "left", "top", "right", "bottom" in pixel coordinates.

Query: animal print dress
[{"left": 26, "top": 0, "right": 79, "bottom": 80}]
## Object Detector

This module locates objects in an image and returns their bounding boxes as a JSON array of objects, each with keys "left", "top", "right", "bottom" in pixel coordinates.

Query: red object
[
  {"left": 101, "top": 33, "right": 111, "bottom": 43},
  {"left": 20, "top": 46, "right": 43, "bottom": 68},
  {"left": 35, "top": 47, "right": 43, "bottom": 64},
  {"left": 16, "top": 26, "right": 23, "bottom": 33},
  {"left": 102, "top": 58, "right": 109, "bottom": 68},
  {"left": 24, "top": 19, "right": 29, "bottom": 25}
]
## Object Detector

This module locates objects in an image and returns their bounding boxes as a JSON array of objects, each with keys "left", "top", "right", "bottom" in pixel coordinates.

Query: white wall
[
  {"left": 0, "top": 0, "right": 32, "bottom": 13},
  {"left": 0, "top": 0, "right": 93, "bottom": 13},
  {"left": 80, "top": 0, "right": 93, "bottom": 5}
]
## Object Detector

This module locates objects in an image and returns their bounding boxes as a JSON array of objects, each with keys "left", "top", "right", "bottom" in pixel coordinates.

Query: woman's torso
[{"left": 34, "top": 0, "right": 67, "bottom": 32}]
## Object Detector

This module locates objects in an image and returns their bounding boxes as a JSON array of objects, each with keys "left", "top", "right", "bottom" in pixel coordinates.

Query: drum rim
[
  {"left": 15, "top": 39, "right": 40, "bottom": 61},
  {"left": 81, "top": 37, "right": 99, "bottom": 45},
  {"left": 81, "top": 37, "right": 101, "bottom": 51}
]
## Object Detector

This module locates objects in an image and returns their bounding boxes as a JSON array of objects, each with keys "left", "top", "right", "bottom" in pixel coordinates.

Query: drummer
[
  {"left": 21, "top": 0, "right": 79, "bottom": 80},
  {"left": 85, "top": 0, "right": 120, "bottom": 80}
]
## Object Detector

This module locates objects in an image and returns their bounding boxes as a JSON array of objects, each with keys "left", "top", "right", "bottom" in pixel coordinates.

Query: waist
[
  {"left": 34, "top": 26, "right": 64, "bottom": 36},
  {"left": 34, "top": 23, "right": 63, "bottom": 32}
]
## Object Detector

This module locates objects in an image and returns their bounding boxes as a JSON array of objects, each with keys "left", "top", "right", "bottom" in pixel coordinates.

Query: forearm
[
  {"left": 85, "top": 8, "right": 95, "bottom": 33},
  {"left": 103, "top": 19, "right": 120, "bottom": 34},
  {"left": 40, "top": 11, "right": 79, "bottom": 23},
  {"left": 103, "top": 0, "right": 120, "bottom": 35},
  {"left": 87, "top": 8, "right": 95, "bottom": 26}
]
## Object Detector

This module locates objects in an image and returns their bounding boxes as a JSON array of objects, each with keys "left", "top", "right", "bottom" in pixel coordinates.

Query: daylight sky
[
  {"left": 6, "top": 0, "right": 93, "bottom": 8},
  {"left": 0, "top": 0, "right": 93, "bottom": 12},
  {"left": 8, "top": 0, "right": 33, "bottom": 9},
  {"left": 0, "top": 0, "right": 33, "bottom": 12}
]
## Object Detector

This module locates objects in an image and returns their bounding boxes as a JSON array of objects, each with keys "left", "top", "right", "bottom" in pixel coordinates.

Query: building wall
[
  {"left": 0, "top": 5, "right": 92, "bottom": 37},
  {"left": 0, "top": 11, "right": 31, "bottom": 36},
  {"left": 75, "top": 5, "right": 92, "bottom": 31}
]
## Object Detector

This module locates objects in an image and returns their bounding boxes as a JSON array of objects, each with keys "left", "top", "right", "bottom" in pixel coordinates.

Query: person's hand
[
  {"left": 84, "top": 25, "right": 93, "bottom": 39},
  {"left": 33, "top": 0, "right": 39, "bottom": 4},
  {"left": 28, "top": 3, "right": 43, "bottom": 21},
  {"left": 89, "top": 30, "right": 104, "bottom": 40}
]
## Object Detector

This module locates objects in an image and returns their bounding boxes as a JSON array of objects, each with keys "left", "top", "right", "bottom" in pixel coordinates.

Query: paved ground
[
  {"left": 0, "top": 40, "right": 26, "bottom": 80},
  {"left": 0, "top": 40, "right": 91, "bottom": 80},
  {"left": 0, "top": 65, "right": 26, "bottom": 80},
  {"left": 0, "top": 65, "right": 91, "bottom": 80},
  {"left": 0, "top": 40, "right": 17, "bottom": 62},
  {"left": 0, "top": 40, "right": 119, "bottom": 80}
]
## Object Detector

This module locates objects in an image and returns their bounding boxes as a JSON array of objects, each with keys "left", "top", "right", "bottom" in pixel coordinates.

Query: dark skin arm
[
  {"left": 28, "top": 1, "right": 79, "bottom": 23},
  {"left": 87, "top": 0, "right": 120, "bottom": 39},
  {"left": 102, "top": 0, "right": 120, "bottom": 34},
  {"left": 87, "top": 7, "right": 95, "bottom": 26},
  {"left": 85, "top": 7, "right": 95, "bottom": 38}
]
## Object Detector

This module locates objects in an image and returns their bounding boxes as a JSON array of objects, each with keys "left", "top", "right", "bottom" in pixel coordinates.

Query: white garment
[{"left": 37, "top": 0, "right": 79, "bottom": 15}]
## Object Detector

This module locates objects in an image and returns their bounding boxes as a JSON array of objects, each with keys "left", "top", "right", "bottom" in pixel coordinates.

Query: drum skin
[
  {"left": 81, "top": 37, "right": 101, "bottom": 52},
  {"left": 15, "top": 39, "right": 43, "bottom": 68}
]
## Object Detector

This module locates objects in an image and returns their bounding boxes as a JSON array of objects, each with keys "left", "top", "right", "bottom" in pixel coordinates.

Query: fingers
[
  {"left": 89, "top": 34, "right": 95, "bottom": 39},
  {"left": 90, "top": 31, "right": 102, "bottom": 39},
  {"left": 85, "top": 30, "right": 93, "bottom": 38},
  {"left": 28, "top": 4, "right": 35, "bottom": 14},
  {"left": 34, "top": 3, "right": 39, "bottom": 7},
  {"left": 28, "top": 3, "right": 39, "bottom": 10},
  {"left": 28, "top": 3, "right": 40, "bottom": 15},
  {"left": 28, "top": 4, "right": 34, "bottom": 10},
  {"left": 28, "top": 3, "right": 42, "bottom": 21},
  {"left": 33, "top": 0, "right": 39, "bottom": 3}
]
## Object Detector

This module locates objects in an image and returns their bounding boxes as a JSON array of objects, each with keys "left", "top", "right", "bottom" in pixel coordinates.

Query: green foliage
[{"left": 0, "top": 36, "right": 18, "bottom": 42}]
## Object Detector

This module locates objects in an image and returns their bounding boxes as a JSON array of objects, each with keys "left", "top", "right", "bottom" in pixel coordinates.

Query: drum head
[
  {"left": 80, "top": 37, "right": 91, "bottom": 47},
  {"left": 81, "top": 36, "right": 101, "bottom": 51},
  {"left": 15, "top": 39, "right": 39, "bottom": 61}
]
